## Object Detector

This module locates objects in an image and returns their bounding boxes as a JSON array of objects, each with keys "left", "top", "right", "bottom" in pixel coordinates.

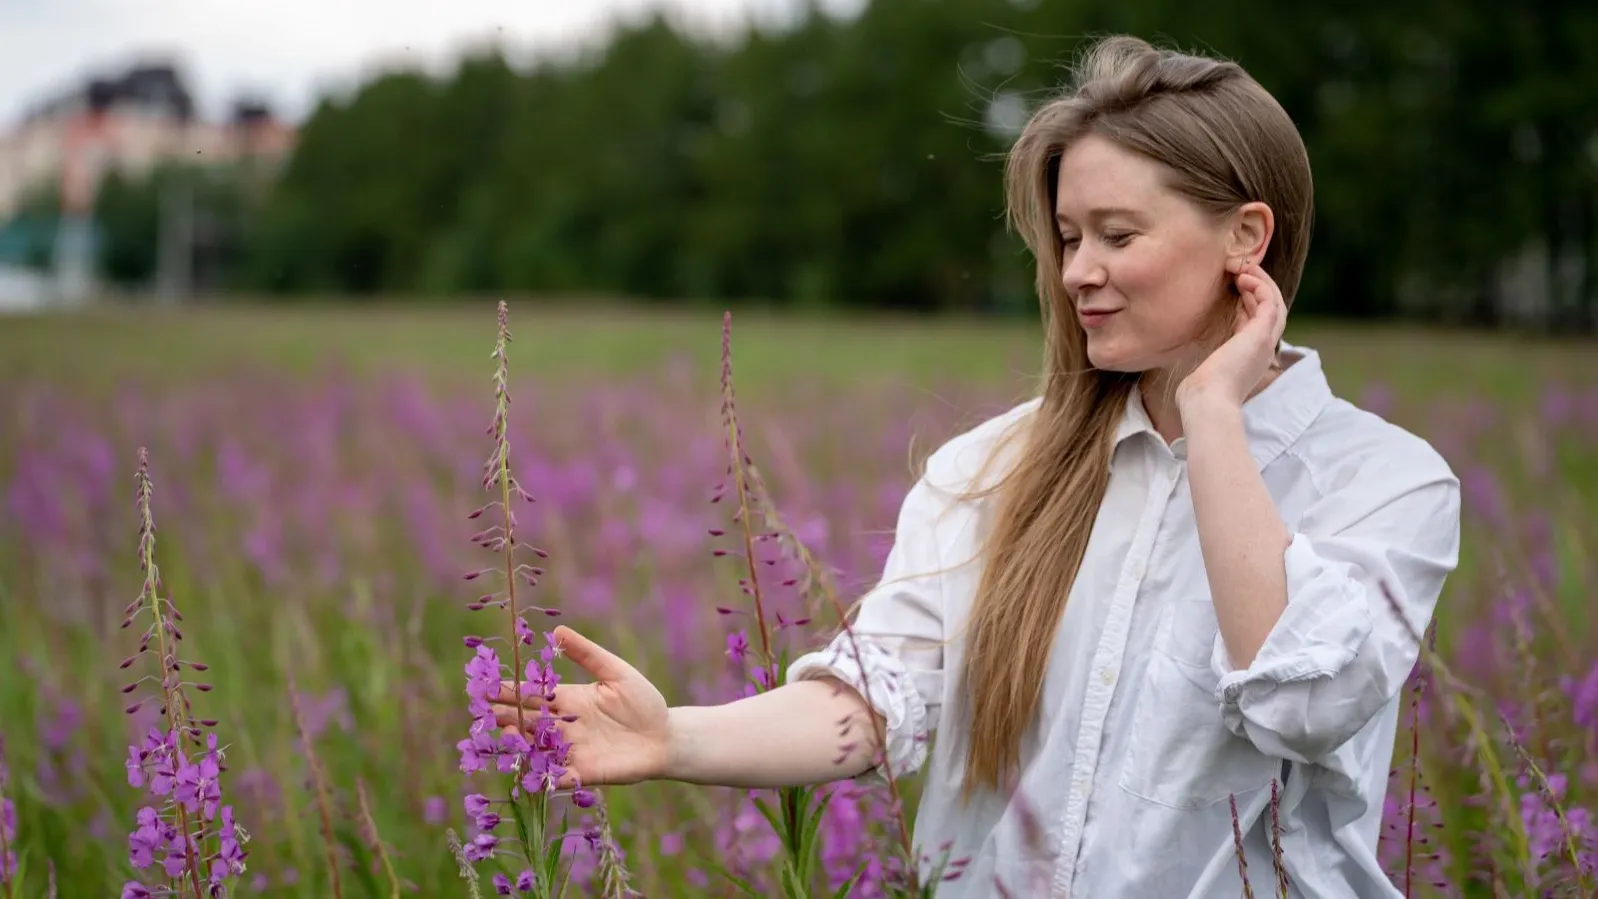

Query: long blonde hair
[{"left": 957, "top": 35, "right": 1314, "bottom": 799}]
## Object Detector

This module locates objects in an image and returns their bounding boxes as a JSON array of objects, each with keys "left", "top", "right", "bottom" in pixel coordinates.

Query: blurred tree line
[{"left": 78, "top": 0, "right": 1598, "bottom": 329}]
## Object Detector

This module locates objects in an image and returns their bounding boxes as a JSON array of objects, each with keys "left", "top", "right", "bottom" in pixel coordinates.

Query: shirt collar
[{"left": 1115, "top": 341, "right": 1334, "bottom": 469}]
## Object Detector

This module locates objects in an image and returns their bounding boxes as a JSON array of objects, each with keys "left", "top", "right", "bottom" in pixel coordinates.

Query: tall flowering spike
[
  {"left": 707, "top": 312, "right": 923, "bottom": 896},
  {"left": 1, "top": 737, "right": 17, "bottom": 896},
  {"left": 712, "top": 311, "right": 776, "bottom": 680},
  {"left": 122, "top": 448, "right": 245, "bottom": 899},
  {"left": 454, "top": 302, "right": 620, "bottom": 898},
  {"left": 289, "top": 682, "right": 342, "bottom": 899}
]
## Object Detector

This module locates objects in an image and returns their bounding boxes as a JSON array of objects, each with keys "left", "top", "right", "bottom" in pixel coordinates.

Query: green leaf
[
  {"left": 334, "top": 818, "right": 384, "bottom": 898},
  {"left": 702, "top": 858, "right": 766, "bottom": 897},
  {"left": 750, "top": 795, "right": 786, "bottom": 852},
  {"left": 778, "top": 859, "right": 811, "bottom": 899},
  {"left": 554, "top": 854, "right": 574, "bottom": 899},
  {"left": 795, "top": 788, "right": 837, "bottom": 883},
  {"left": 540, "top": 806, "right": 568, "bottom": 896},
  {"left": 832, "top": 861, "right": 871, "bottom": 899}
]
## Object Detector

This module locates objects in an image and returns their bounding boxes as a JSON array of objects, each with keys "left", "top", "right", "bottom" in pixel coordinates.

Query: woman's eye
[{"left": 1104, "top": 232, "right": 1133, "bottom": 246}]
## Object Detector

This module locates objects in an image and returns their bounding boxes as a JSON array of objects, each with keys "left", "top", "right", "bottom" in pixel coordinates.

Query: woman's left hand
[{"left": 1177, "top": 259, "right": 1288, "bottom": 412}]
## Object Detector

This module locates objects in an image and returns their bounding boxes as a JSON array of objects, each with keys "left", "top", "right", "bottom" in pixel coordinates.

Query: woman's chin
[{"left": 1086, "top": 341, "right": 1143, "bottom": 373}]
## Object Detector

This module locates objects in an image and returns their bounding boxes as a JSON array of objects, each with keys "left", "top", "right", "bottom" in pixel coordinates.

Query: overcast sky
[{"left": 0, "top": 0, "right": 861, "bottom": 126}]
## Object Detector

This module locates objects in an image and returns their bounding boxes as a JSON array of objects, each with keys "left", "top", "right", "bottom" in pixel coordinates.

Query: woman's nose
[{"left": 1061, "top": 248, "right": 1104, "bottom": 294}]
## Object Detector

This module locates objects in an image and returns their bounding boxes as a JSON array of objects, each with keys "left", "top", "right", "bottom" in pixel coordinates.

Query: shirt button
[{"left": 1100, "top": 668, "right": 1115, "bottom": 686}]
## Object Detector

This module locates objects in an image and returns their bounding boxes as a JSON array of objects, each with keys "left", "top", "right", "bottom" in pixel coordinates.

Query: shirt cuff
[
  {"left": 1212, "top": 532, "right": 1375, "bottom": 721},
  {"left": 786, "top": 637, "right": 932, "bottom": 784}
]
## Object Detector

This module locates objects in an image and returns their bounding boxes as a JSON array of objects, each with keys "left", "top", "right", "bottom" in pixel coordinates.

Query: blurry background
[
  {"left": 1, "top": 2, "right": 1596, "bottom": 897},
  {"left": 2, "top": 0, "right": 1594, "bottom": 328}
]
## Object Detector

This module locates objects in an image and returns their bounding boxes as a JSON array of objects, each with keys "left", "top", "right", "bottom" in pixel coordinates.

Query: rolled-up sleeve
[
  {"left": 785, "top": 475, "right": 947, "bottom": 783},
  {"left": 1211, "top": 457, "right": 1461, "bottom": 765}
]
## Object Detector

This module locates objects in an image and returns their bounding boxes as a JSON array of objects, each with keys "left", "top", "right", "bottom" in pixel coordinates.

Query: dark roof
[{"left": 27, "top": 62, "right": 196, "bottom": 123}]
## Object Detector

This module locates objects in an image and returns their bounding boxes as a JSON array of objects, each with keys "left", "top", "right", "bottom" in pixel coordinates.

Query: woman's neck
[{"left": 1140, "top": 358, "right": 1285, "bottom": 445}]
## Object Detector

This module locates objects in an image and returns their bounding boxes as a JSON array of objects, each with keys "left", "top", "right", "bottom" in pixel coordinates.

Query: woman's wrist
[{"left": 660, "top": 705, "right": 700, "bottom": 783}]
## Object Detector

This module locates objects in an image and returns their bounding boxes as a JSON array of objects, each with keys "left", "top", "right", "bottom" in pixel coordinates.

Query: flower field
[{"left": 0, "top": 303, "right": 1594, "bottom": 897}]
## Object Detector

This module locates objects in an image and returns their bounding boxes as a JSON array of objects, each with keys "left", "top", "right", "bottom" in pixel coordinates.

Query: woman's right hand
[{"left": 491, "top": 625, "right": 671, "bottom": 788}]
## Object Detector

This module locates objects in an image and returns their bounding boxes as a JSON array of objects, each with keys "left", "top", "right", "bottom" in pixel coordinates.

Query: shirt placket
[{"left": 1050, "top": 454, "right": 1179, "bottom": 898}]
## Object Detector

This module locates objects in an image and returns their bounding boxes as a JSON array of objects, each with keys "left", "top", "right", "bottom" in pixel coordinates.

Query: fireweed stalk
[
  {"left": 1, "top": 737, "right": 17, "bottom": 897},
  {"left": 287, "top": 680, "right": 342, "bottom": 899},
  {"left": 454, "top": 302, "right": 627, "bottom": 899},
  {"left": 354, "top": 779, "right": 404, "bottom": 899},
  {"left": 743, "top": 441, "right": 962, "bottom": 893},
  {"left": 121, "top": 447, "right": 247, "bottom": 899},
  {"left": 1384, "top": 624, "right": 1449, "bottom": 896},
  {"left": 1373, "top": 582, "right": 1589, "bottom": 895},
  {"left": 1224, "top": 780, "right": 1291, "bottom": 899},
  {"left": 709, "top": 312, "right": 941, "bottom": 897}
]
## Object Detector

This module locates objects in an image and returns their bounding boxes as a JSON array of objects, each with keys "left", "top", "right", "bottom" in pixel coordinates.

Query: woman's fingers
[
  {"left": 492, "top": 704, "right": 521, "bottom": 729},
  {"left": 491, "top": 701, "right": 570, "bottom": 729},
  {"left": 495, "top": 679, "right": 565, "bottom": 710},
  {"left": 551, "top": 625, "right": 631, "bottom": 682}
]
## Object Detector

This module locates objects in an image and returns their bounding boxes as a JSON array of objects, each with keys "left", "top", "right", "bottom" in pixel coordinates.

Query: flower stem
[
  {"left": 1402, "top": 662, "right": 1421, "bottom": 899},
  {"left": 494, "top": 304, "right": 528, "bottom": 740},
  {"left": 136, "top": 452, "right": 207, "bottom": 899},
  {"left": 721, "top": 313, "right": 775, "bottom": 679},
  {"left": 355, "top": 780, "right": 402, "bottom": 899},
  {"left": 0, "top": 823, "right": 14, "bottom": 899},
  {"left": 289, "top": 681, "right": 343, "bottom": 899}
]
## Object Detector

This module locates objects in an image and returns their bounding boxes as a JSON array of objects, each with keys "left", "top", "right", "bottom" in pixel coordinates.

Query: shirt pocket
[{"left": 1117, "top": 599, "right": 1277, "bottom": 810}]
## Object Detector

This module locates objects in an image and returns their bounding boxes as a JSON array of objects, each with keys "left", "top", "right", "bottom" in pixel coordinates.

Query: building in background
[{"left": 0, "top": 61, "right": 296, "bottom": 309}]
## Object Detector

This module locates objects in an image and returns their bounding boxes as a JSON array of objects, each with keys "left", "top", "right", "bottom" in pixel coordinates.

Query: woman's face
[{"left": 1053, "top": 134, "right": 1255, "bottom": 376}]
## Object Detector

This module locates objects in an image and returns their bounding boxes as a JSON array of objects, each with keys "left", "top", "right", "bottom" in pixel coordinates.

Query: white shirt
[{"left": 786, "top": 343, "right": 1461, "bottom": 898}]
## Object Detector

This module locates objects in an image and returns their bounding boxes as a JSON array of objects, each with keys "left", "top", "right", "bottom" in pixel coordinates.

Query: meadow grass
[{"left": 0, "top": 302, "right": 1593, "bottom": 897}]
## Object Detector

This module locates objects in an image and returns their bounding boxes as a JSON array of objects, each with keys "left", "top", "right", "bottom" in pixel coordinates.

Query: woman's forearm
[
  {"left": 1181, "top": 394, "right": 1291, "bottom": 670},
  {"left": 662, "top": 677, "right": 883, "bottom": 789}
]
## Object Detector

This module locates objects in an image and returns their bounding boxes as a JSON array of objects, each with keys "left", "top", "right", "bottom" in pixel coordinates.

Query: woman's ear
[{"left": 1227, "top": 201, "right": 1274, "bottom": 264}]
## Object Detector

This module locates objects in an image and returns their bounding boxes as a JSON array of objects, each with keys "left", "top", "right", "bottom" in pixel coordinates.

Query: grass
[
  {"left": 0, "top": 300, "right": 1594, "bottom": 897},
  {"left": 3, "top": 300, "right": 1591, "bottom": 396}
]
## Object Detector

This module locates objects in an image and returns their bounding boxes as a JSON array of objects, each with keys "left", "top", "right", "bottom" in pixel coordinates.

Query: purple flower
[
  {"left": 492, "top": 872, "right": 514, "bottom": 895},
  {"left": 162, "top": 833, "right": 191, "bottom": 879},
  {"left": 457, "top": 731, "right": 498, "bottom": 774},
  {"left": 524, "top": 659, "right": 559, "bottom": 701},
  {"left": 126, "top": 745, "right": 147, "bottom": 788},
  {"left": 174, "top": 747, "right": 223, "bottom": 821},
  {"left": 127, "top": 807, "right": 165, "bottom": 869},
  {"left": 464, "top": 832, "right": 498, "bottom": 862},
  {"left": 520, "top": 743, "right": 568, "bottom": 795},
  {"left": 217, "top": 806, "right": 246, "bottom": 876},
  {"left": 497, "top": 731, "right": 530, "bottom": 774},
  {"left": 726, "top": 629, "right": 749, "bottom": 663},
  {"left": 516, "top": 870, "right": 536, "bottom": 892},
  {"left": 465, "top": 644, "right": 503, "bottom": 724},
  {"left": 540, "top": 632, "right": 561, "bottom": 663}
]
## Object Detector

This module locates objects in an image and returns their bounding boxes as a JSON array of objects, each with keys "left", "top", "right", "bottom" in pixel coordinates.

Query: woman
[{"left": 491, "top": 35, "right": 1460, "bottom": 898}]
